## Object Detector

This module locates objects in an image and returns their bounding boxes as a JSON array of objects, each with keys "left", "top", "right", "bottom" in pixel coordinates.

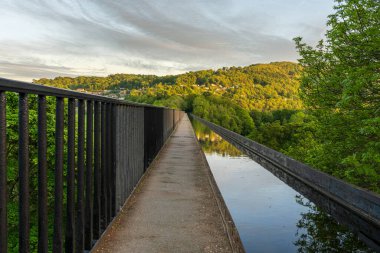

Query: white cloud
[{"left": 0, "top": 0, "right": 334, "bottom": 81}]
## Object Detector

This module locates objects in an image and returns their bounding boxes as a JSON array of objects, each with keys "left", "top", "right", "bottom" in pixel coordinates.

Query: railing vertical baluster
[
  {"left": 160, "top": 109, "right": 163, "bottom": 150},
  {"left": 128, "top": 106, "right": 133, "bottom": 193},
  {"left": 132, "top": 107, "right": 135, "bottom": 185},
  {"left": 125, "top": 107, "right": 128, "bottom": 200},
  {"left": 101, "top": 102, "right": 108, "bottom": 230},
  {"left": 153, "top": 109, "right": 156, "bottom": 157},
  {"left": 116, "top": 106, "right": 120, "bottom": 208},
  {"left": 156, "top": 110, "right": 158, "bottom": 155},
  {"left": 140, "top": 107, "right": 143, "bottom": 178},
  {"left": 110, "top": 104, "right": 113, "bottom": 220},
  {"left": 132, "top": 106, "right": 139, "bottom": 186},
  {"left": 93, "top": 101, "right": 101, "bottom": 239},
  {"left": 130, "top": 107, "right": 134, "bottom": 188},
  {"left": 173, "top": 110, "right": 175, "bottom": 132},
  {"left": 137, "top": 108, "right": 141, "bottom": 177},
  {"left": 53, "top": 97, "right": 64, "bottom": 253},
  {"left": 152, "top": 109, "right": 155, "bottom": 157},
  {"left": 135, "top": 107, "right": 138, "bottom": 180},
  {"left": 137, "top": 108, "right": 141, "bottom": 178},
  {"left": 135, "top": 108, "right": 139, "bottom": 179},
  {"left": 143, "top": 107, "right": 147, "bottom": 170},
  {"left": 38, "top": 95, "right": 48, "bottom": 253},
  {"left": 106, "top": 103, "right": 112, "bottom": 222},
  {"left": 0, "top": 91, "right": 7, "bottom": 253},
  {"left": 123, "top": 106, "right": 126, "bottom": 203},
  {"left": 119, "top": 106, "right": 122, "bottom": 204},
  {"left": 66, "top": 98, "right": 75, "bottom": 253},
  {"left": 19, "top": 93, "right": 29, "bottom": 253},
  {"left": 150, "top": 108, "right": 153, "bottom": 166},
  {"left": 151, "top": 109, "right": 154, "bottom": 160},
  {"left": 111, "top": 104, "right": 116, "bottom": 217},
  {"left": 85, "top": 100, "right": 93, "bottom": 249},
  {"left": 76, "top": 99, "right": 85, "bottom": 253}
]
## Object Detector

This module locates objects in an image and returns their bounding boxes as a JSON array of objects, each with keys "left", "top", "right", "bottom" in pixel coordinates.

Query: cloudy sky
[{"left": 0, "top": 0, "right": 334, "bottom": 81}]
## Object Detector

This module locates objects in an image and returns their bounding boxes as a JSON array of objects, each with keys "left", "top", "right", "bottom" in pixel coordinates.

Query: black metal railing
[{"left": 0, "top": 78, "right": 184, "bottom": 253}]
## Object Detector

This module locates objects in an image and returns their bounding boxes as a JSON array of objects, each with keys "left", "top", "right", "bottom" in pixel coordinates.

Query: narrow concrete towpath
[{"left": 92, "top": 115, "right": 239, "bottom": 253}]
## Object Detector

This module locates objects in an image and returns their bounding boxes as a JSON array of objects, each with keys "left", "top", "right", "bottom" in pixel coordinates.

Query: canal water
[{"left": 191, "top": 119, "right": 374, "bottom": 253}]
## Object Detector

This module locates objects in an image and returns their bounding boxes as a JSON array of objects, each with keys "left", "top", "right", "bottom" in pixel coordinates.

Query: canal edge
[{"left": 190, "top": 116, "right": 246, "bottom": 253}]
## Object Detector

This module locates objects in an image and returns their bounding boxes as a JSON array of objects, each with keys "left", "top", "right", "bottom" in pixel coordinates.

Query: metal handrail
[
  {"left": 0, "top": 78, "right": 185, "bottom": 253},
  {"left": 0, "top": 77, "right": 162, "bottom": 108}
]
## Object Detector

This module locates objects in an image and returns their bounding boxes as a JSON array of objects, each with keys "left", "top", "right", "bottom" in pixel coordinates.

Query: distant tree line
[{"left": 36, "top": 56, "right": 379, "bottom": 193}]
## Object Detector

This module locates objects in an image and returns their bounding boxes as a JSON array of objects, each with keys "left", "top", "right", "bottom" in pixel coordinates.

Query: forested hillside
[
  {"left": 35, "top": 62, "right": 309, "bottom": 166},
  {"left": 35, "top": 62, "right": 303, "bottom": 111},
  {"left": 35, "top": 62, "right": 306, "bottom": 156},
  {"left": 35, "top": 50, "right": 379, "bottom": 193}
]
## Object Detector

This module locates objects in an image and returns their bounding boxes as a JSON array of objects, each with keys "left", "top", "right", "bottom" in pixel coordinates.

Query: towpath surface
[{"left": 92, "top": 115, "right": 242, "bottom": 253}]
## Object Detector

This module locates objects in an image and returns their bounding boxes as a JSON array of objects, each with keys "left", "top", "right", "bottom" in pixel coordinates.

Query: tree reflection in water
[
  {"left": 192, "top": 118, "right": 375, "bottom": 252},
  {"left": 192, "top": 119, "right": 242, "bottom": 157},
  {"left": 294, "top": 195, "right": 374, "bottom": 253}
]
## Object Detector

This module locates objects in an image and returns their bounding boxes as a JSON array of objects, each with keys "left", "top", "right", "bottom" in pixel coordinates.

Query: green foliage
[
  {"left": 294, "top": 196, "right": 374, "bottom": 252},
  {"left": 126, "top": 62, "right": 303, "bottom": 111},
  {"left": 294, "top": 0, "right": 380, "bottom": 191},
  {"left": 5, "top": 92, "right": 62, "bottom": 252},
  {"left": 191, "top": 119, "right": 242, "bottom": 157},
  {"left": 192, "top": 95, "right": 255, "bottom": 136},
  {"left": 34, "top": 74, "right": 163, "bottom": 91},
  {"left": 36, "top": 62, "right": 303, "bottom": 112},
  {"left": 247, "top": 110, "right": 319, "bottom": 160}
]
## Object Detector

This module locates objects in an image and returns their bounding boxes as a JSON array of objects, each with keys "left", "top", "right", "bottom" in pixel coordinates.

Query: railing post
[
  {"left": 173, "top": 109, "right": 175, "bottom": 132},
  {"left": 159, "top": 108, "right": 164, "bottom": 154},
  {"left": 132, "top": 107, "right": 136, "bottom": 189},
  {"left": 106, "top": 103, "right": 111, "bottom": 223},
  {"left": 143, "top": 107, "right": 150, "bottom": 170},
  {"left": 38, "top": 95, "right": 48, "bottom": 253},
  {"left": 0, "top": 91, "right": 7, "bottom": 253},
  {"left": 85, "top": 100, "right": 93, "bottom": 250},
  {"left": 114, "top": 105, "right": 120, "bottom": 211},
  {"left": 101, "top": 102, "right": 108, "bottom": 230},
  {"left": 53, "top": 97, "right": 64, "bottom": 253},
  {"left": 76, "top": 99, "right": 85, "bottom": 253},
  {"left": 138, "top": 107, "right": 144, "bottom": 179},
  {"left": 19, "top": 93, "right": 30, "bottom": 253},
  {"left": 124, "top": 106, "right": 128, "bottom": 202},
  {"left": 127, "top": 106, "right": 132, "bottom": 193},
  {"left": 111, "top": 104, "right": 117, "bottom": 217},
  {"left": 93, "top": 101, "right": 101, "bottom": 240},
  {"left": 124, "top": 106, "right": 128, "bottom": 201},
  {"left": 66, "top": 98, "right": 76, "bottom": 253}
]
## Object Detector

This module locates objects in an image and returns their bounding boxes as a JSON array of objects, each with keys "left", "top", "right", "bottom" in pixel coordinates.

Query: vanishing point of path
[{"left": 92, "top": 115, "right": 243, "bottom": 253}]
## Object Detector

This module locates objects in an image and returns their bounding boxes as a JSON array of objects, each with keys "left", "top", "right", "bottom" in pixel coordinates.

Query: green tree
[
  {"left": 5, "top": 93, "right": 61, "bottom": 252},
  {"left": 294, "top": 0, "right": 380, "bottom": 191}
]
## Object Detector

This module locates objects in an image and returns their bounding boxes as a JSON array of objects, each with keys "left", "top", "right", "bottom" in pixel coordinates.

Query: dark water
[{"left": 191, "top": 119, "right": 374, "bottom": 253}]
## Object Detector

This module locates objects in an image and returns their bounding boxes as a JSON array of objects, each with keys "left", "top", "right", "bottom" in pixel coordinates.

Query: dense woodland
[
  {"left": 4, "top": 0, "right": 378, "bottom": 251},
  {"left": 35, "top": 53, "right": 380, "bottom": 194},
  {"left": 35, "top": 61, "right": 303, "bottom": 111}
]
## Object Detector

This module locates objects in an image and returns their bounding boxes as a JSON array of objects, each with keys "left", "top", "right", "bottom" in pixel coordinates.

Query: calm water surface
[{"left": 191, "top": 119, "right": 373, "bottom": 253}]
